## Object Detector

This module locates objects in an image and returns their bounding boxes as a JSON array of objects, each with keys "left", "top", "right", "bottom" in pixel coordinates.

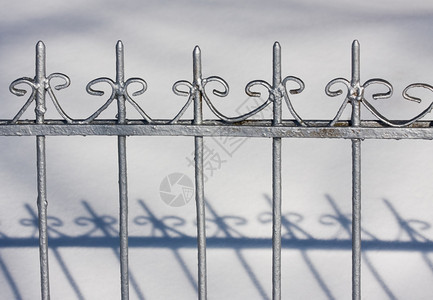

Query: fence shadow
[{"left": 1, "top": 195, "right": 432, "bottom": 299}]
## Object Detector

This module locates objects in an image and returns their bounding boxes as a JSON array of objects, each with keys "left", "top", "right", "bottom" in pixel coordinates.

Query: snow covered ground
[{"left": 1, "top": 0, "right": 433, "bottom": 299}]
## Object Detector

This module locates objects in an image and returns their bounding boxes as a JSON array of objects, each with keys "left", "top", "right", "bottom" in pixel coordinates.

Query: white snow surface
[{"left": 1, "top": 1, "right": 433, "bottom": 299}]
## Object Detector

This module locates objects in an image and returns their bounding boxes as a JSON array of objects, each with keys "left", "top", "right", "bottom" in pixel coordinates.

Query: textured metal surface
[
  {"left": 192, "top": 46, "right": 207, "bottom": 300},
  {"left": 86, "top": 41, "right": 133, "bottom": 299},
  {"left": 272, "top": 42, "right": 283, "bottom": 300},
  {"left": 35, "top": 42, "right": 50, "bottom": 300},
  {"left": 5, "top": 39, "right": 433, "bottom": 300},
  {"left": 352, "top": 139, "right": 361, "bottom": 300},
  {"left": 36, "top": 135, "right": 49, "bottom": 300},
  {"left": 2, "top": 123, "right": 433, "bottom": 139},
  {"left": 117, "top": 42, "right": 130, "bottom": 300},
  {"left": 351, "top": 40, "right": 362, "bottom": 300}
]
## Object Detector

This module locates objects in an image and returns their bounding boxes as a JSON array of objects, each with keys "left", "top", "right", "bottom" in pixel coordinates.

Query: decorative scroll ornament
[
  {"left": 83, "top": 40, "right": 151, "bottom": 124},
  {"left": 246, "top": 42, "right": 306, "bottom": 126},
  {"left": 7, "top": 40, "right": 433, "bottom": 126},
  {"left": 325, "top": 40, "right": 433, "bottom": 127},
  {"left": 402, "top": 83, "right": 433, "bottom": 123},
  {"left": 171, "top": 42, "right": 305, "bottom": 125},
  {"left": 9, "top": 41, "right": 73, "bottom": 124}
]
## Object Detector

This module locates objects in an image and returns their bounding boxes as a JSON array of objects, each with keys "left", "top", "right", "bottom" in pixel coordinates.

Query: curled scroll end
[
  {"left": 245, "top": 80, "right": 272, "bottom": 98},
  {"left": 10, "top": 84, "right": 27, "bottom": 97},
  {"left": 403, "top": 83, "right": 433, "bottom": 104},
  {"left": 372, "top": 89, "right": 392, "bottom": 100},
  {"left": 172, "top": 80, "right": 193, "bottom": 97},
  {"left": 9, "top": 77, "right": 35, "bottom": 97},
  {"left": 86, "top": 83, "right": 104, "bottom": 96},
  {"left": 86, "top": 77, "right": 114, "bottom": 97},
  {"left": 282, "top": 76, "right": 305, "bottom": 94},
  {"left": 125, "top": 78, "right": 147, "bottom": 97},
  {"left": 48, "top": 73, "right": 71, "bottom": 91},
  {"left": 204, "top": 76, "right": 229, "bottom": 97},
  {"left": 213, "top": 88, "right": 228, "bottom": 97},
  {"left": 326, "top": 89, "right": 343, "bottom": 97},
  {"left": 132, "top": 90, "right": 144, "bottom": 97},
  {"left": 363, "top": 78, "right": 393, "bottom": 100},
  {"left": 325, "top": 78, "right": 350, "bottom": 98}
]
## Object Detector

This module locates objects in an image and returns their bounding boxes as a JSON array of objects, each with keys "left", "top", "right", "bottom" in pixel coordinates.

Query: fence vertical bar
[
  {"left": 35, "top": 41, "right": 50, "bottom": 300},
  {"left": 193, "top": 46, "right": 207, "bottom": 300},
  {"left": 116, "top": 41, "right": 130, "bottom": 300},
  {"left": 272, "top": 42, "right": 282, "bottom": 300},
  {"left": 351, "top": 40, "right": 362, "bottom": 300}
]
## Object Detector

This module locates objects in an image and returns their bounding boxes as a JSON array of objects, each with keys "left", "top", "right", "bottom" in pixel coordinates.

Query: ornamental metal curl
[
  {"left": 246, "top": 42, "right": 306, "bottom": 126},
  {"left": 6, "top": 40, "right": 433, "bottom": 127},
  {"left": 82, "top": 41, "right": 151, "bottom": 124},
  {"left": 170, "top": 72, "right": 251, "bottom": 123},
  {"left": 326, "top": 40, "right": 433, "bottom": 127},
  {"left": 170, "top": 46, "right": 272, "bottom": 124},
  {"left": 401, "top": 83, "right": 433, "bottom": 124},
  {"left": 245, "top": 73, "right": 306, "bottom": 126},
  {"left": 9, "top": 77, "right": 37, "bottom": 123},
  {"left": 9, "top": 41, "right": 73, "bottom": 124},
  {"left": 171, "top": 43, "right": 305, "bottom": 124}
]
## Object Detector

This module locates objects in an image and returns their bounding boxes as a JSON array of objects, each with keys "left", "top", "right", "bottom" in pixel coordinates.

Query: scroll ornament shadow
[{"left": 1, "top": 196, "right": 433, "bottom": 299}]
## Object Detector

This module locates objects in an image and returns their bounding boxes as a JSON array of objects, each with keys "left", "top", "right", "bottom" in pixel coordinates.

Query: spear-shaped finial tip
[
  {"left": 116, "top": 40, "right": 124, "bottom": 50},
  {"left": 351, "top": 40, "right": 361, "bottom": 84},
  {"left": 192, "top": 46, "right": 202, "bottom": 80},
  {"left": 193, "top": 46, "right": 201, "bottom": 67},
  {"left": 36, "top": 40, "right": 45, "bottom": 50}
]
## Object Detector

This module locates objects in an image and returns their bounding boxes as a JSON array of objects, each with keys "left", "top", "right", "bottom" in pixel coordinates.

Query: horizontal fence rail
[
  {"left": 1, "top": 122, "right": 433, "bottom": 139},
  {"left": 1, "top": 39, "right": 433, "bottom": 300}
]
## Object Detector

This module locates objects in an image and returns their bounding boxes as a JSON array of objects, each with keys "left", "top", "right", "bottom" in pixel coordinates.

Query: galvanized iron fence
[{"left": 1, "top": 40, "right": 433, "bottom": 300}]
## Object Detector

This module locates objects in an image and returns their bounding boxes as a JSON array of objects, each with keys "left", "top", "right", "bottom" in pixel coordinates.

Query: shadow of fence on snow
[{"left": 1, "top": 195, "right": 432, "bottom": 299}]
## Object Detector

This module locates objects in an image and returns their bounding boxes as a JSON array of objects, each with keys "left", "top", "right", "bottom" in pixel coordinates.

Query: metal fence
[{"left": 1, "top": 39, "right": 433, "bottom": 300}]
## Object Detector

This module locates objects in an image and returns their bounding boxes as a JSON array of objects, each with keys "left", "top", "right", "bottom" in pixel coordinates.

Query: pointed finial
[
  {"left": 35, "top": 40, "right": 46, "bottom": 82},
  {"left": 351, "top": 40, "right": 360, "bottom": 84},
  {"left": 116, "top": 40, "right": 124, "bottom": 51},
  {"left": 351, "top": 40, "right": 361, "bottom": 127},
  {"left": 116, "top": 40, "right": 125, "bottom": 84},
  {"left": 193, "top": 45, "right": 202, "bottom": 84},
  {"left": 36, "top": 40, "right": 45, "bottom": 50},
  {"left": 194, "top": 45, "right": 201, "bottom": 54},
  {"left": 192, "top": 45, "right": 203, "bottom": 124},
  {"left": 273, "top": 41, "right": 281, "bottom": 88},
  {"left": 35, "top": 40, "right": 47, "bottom": 123}
]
